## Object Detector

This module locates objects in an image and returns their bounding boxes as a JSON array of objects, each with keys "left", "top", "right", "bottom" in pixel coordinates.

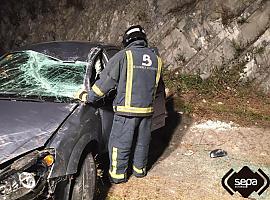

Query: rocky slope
[{"left": 0, "top": 0, "right": 269, "bottom": 93}]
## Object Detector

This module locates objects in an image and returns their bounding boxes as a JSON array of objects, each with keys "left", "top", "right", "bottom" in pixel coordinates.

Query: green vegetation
[
  {"left": 163, "top": 66, "right": 270, "bottom": 126},
  {"left": 204, "top": 103, "right": 270, "bottom": 123},
  {"left": 164, "top": 63, "right": 249, "bottom": 96},
  {"left": 253, "top": 46, "right": 266, "bottom": 55},
  {"left": 237, "top": 16, "right": 248, "bottom": 25},
  {"left": 231, "top": 39, "right": 245, "bottom": 57},
  {"left": 176, "top": 53, "right": 186, "bottom": 64}
]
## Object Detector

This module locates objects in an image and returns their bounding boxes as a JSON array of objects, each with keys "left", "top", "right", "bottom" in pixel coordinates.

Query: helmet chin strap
[{"left": 124, "top": 37, "right": 148, "bottom": 47}]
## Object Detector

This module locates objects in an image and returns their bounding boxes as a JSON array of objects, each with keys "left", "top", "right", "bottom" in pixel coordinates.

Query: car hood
[{"left": 0, "top": 100, "right": 77, "bottom": 165}]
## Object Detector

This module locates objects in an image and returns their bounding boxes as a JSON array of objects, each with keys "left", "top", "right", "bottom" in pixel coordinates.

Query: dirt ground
[{"left": 95, "top": 106, "right": 270, "bottom": 200}]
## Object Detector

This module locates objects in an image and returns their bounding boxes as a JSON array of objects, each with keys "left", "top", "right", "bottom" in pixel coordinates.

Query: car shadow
[
  {"left": 147, "top": 96, "right": 186, "bottom": 170},
  {"left": 95, "top": 96, "right": 190, "bottom": 200},
  {"left": 94, "top": 152, "right": 111, "bottom": 200}
]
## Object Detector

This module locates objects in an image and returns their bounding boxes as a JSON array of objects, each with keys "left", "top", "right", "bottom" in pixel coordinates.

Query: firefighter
[{"left": 75, "top": 25, "right": 162, "bottom": 184}]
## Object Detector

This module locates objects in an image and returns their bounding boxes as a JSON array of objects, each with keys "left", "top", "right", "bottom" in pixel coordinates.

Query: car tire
[{"left": 71, "top": 152, "right": 96, "bottom": 200}]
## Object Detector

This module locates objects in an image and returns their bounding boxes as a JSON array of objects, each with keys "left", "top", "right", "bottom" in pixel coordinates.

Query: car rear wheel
[{"left": 71, "top": 152, "right": 96, "bottom": 200}]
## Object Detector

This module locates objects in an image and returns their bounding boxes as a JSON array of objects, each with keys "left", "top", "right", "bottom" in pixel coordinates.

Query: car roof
[{"left": 17, "top": 41, "right": 121, "bottom": 61}]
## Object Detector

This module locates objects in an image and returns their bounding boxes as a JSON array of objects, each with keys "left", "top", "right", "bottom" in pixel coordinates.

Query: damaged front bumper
[{"left": 0, "top": 149, "right": 55, "bottom": 200}]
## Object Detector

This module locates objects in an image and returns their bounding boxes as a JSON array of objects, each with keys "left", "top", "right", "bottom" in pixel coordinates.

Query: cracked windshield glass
[{"left": 0, "top": 50, "right": 87, "bottom": 102}]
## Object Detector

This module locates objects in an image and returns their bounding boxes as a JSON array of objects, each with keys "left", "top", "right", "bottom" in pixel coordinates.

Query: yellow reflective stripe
[
  {"left": 125, "top": 50, "right": 133, "bottom": 107},
  {"left": 109, "top": 147, "right": 125, "bottom": 179},
  {"left": 154, "top": 56, "right": 162, "bottom": 96},
  {"left": 156, "top": 56, "right": 162, "bottom": 87},
  {"left": 112, "top": 147, "right": 117, "bottom": 174},
  {"left": 81, "top": 93, "right": 87, "bottom": 102},
  {"left": 78, "top": 90, "right": 87, "bottom": 100},
  {"left": 109, "top": 171, "right": 125, "bottom": 179},
  {"left": 92, "top": 84, "right": 104, "bottom": 97},
  {"left": 116, "top": 106, "right": 153, "bottom": 113},
  {"left": 133, "top": 166, "right": 145, "bottom": 174}
]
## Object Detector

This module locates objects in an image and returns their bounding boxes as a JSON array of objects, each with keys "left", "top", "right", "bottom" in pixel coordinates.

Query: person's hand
[{"left": 74, "top": 88, "right": 88, "bottom": 102}]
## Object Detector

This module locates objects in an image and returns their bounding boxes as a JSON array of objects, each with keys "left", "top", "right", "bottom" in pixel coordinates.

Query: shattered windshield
[{"left": 0, "top": 50, "right": 87, "bottom": 102}]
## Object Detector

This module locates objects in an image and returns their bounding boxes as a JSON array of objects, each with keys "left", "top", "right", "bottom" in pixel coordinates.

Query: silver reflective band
[{"left": 126, "top": 27, "right": 141, "bottom": 35}]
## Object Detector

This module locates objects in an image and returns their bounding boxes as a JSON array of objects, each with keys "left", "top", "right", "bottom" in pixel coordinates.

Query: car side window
[
  {"left": 89, "top": 54, "right": 105, "bottom": 86},
  {"left": 90, "top": 49, "right": 119, "bottom": 84},
  {"left": 105, "top": 49, "right": 120, "bottom": 60}
]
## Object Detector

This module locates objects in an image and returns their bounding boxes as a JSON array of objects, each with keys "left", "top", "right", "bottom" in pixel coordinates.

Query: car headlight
[
  {"left": 0, "top": 149, "right": 55, "bottom": 200},
  {"left": 19, "top": 172, "right": 36, "bottom": 189}
]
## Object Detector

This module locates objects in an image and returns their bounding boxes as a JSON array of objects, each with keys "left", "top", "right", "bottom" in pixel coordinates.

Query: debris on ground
[{"left": 209, "top": 149, "right": 228, "bottom": 158}]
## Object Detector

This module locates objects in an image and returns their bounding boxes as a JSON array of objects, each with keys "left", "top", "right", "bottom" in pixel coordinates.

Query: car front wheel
[{"left": 71, "top": 152, "right": 96, "bottom": 200}]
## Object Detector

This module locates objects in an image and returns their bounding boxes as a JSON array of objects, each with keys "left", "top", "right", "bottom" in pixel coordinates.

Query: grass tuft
[{"left": 163, "top": 66, "right": 270, "bottom": 126}]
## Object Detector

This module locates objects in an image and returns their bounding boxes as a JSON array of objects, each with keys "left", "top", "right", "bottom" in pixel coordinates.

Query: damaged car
[{"left": 0, "top": 41, "right": 166, "bottom": 200}]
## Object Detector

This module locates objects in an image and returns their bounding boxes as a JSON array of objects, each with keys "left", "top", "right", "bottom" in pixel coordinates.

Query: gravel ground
[{"left": 96, "top": 113, "right": 270, "bottom": 200}]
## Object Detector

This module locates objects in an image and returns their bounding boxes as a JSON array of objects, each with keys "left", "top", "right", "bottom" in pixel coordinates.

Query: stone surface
[{"left": 0, "top": 0, "right": 269, "bottom": 93}]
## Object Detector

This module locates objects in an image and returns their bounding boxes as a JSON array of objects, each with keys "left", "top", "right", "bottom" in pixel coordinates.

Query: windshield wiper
[
  {"left": 0, "top": 93, "right": 45, "bottom": 102},
  {"left": 62, "top": 61, "right": 76, "bottom": 63},
  {"left": 0, "top": 92, "right": 19, "bottom": 97},
  {"left": 0, "top": 93, "right": 77, "bottom": 103}
]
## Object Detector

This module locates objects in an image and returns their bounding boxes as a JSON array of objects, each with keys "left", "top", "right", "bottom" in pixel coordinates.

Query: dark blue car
[{"left": 0, "top": 41, "right": 166, "bottom": 200}]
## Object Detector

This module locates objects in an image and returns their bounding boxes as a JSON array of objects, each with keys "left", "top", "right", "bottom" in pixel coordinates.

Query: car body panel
[
  {"left": 0, "top": 100, "right": 77, "bottom": 165},
  {"left": 47, "top": 104, "right": 102, "bottom": 178},
  {"left": 152, "top": 79, "right": 166, "bottom": 130}
]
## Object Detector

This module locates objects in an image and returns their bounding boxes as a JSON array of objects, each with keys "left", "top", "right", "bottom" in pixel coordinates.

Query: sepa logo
[
  {"left": 222, "top": 166, "right": 269, "bottom": 198},
  {"left": 235, "top": 178, "right": 257, "bottom": 188}
]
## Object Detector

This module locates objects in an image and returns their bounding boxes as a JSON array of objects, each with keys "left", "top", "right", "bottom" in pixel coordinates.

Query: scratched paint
[{"left": 0, "top": 50, "right": 87, "bottom": 101}]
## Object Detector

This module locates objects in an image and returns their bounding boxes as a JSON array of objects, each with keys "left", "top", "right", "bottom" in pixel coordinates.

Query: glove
[{"left": 74, "top": 88, "right": 88, "bottom": 102}]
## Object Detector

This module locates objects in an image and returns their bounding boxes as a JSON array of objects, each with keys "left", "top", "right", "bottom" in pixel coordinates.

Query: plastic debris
[{"left": 210, "top": 149, "right": 227, "bottom": 158}]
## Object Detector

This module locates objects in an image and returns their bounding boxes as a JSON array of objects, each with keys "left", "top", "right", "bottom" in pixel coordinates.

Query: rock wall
[{"left": 0, "top": 0, "right": 269, "bottom": 93}]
